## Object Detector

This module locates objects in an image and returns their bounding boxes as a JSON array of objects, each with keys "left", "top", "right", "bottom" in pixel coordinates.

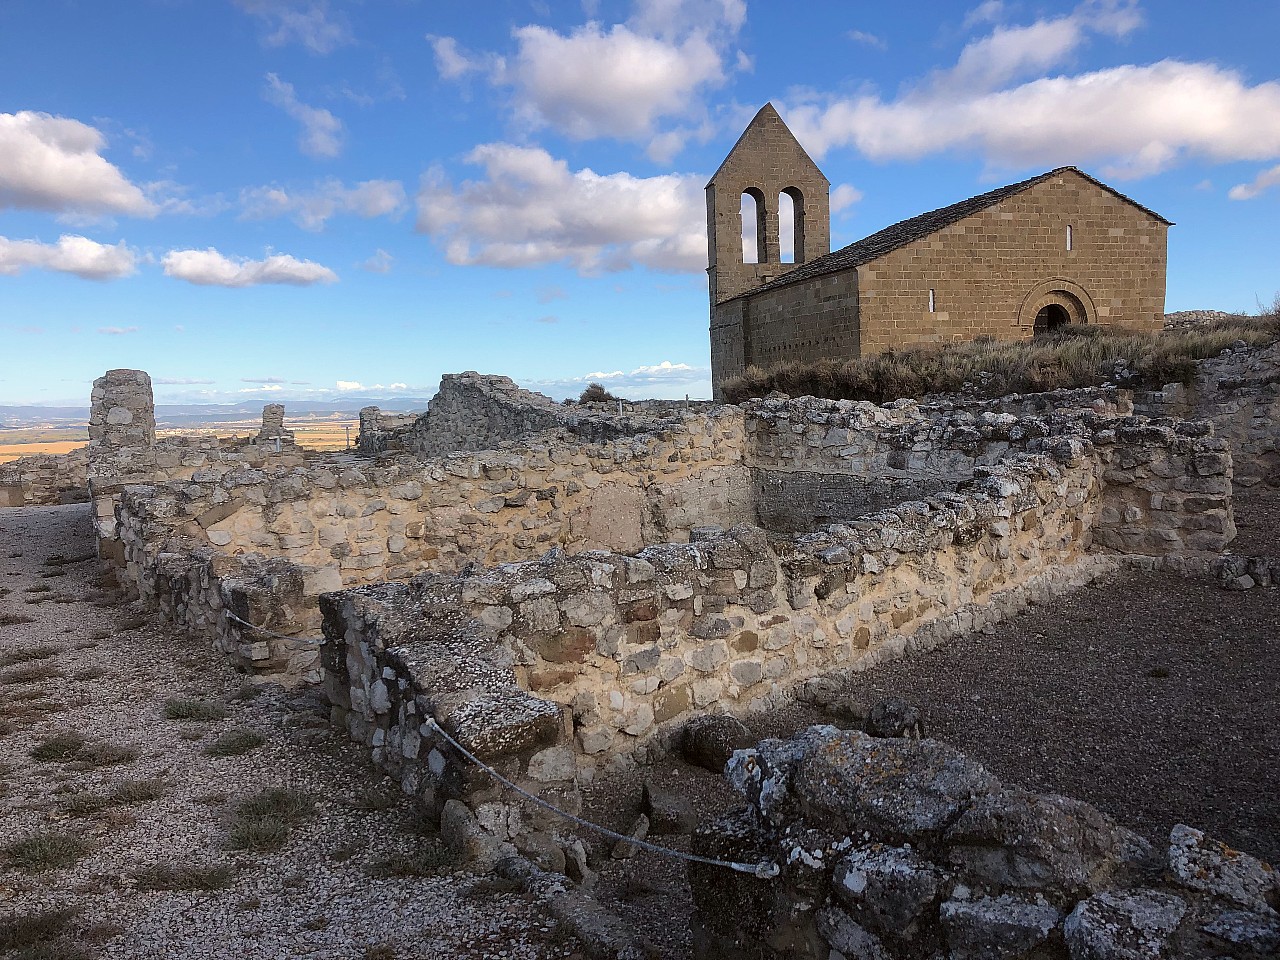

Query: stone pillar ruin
[
  {"left": 256, "top": 403, "right": 295, "bottom": 447},
  {"left": 87, "top": 369, "right": 157, "bottom": 563},
  {"left": 357, "top": 405, "right": 384, "bottom": 455}
]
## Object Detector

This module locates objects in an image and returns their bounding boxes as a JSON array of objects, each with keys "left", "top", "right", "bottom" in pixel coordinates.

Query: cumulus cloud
[
  {"left": 416, "top": 143, "right": 706, "bottom": 274},
  {"left": 97, "top": 326, "right": 138, "bottom": 335},
  {"left": 783, "top": 1, "right": 1280, "bottom": 179},
  {"left": 234, "top": 0, "right": 353, "bottom": 54},
  {"left": 830, "top": 183, "right": 863, "bottom": 213},
  {"left": 240, "top": 178, "right": 406, "bottom": 230},
  {"left": 162, "top": 248, "right": 338, "bottom": 287},
  {"left": 431, "top": 0, "right": 745, "bottom": 155},
  {"left": 263, "top": 74, "right": 344, "bottom": 158},
  {"left": 0, "top": 112, "right": 155, "bottom": 216},
  {"left": 335, "top": 380, "right": 364, "bottom": 391},
  {"left": 0, "top": 234, "right": 138, "bottom": 280},
  {"left": 1229, "top": 164, "right": 1280, "bottom": 200}
]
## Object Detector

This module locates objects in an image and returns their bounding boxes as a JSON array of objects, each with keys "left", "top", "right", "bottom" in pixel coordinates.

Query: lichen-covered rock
[
  {"left": 832, "top": 845, "right": 944, "bottom": 940},
  {"left": 1166, "top": 824, "right": 1279, "bottom": 912},
  {"left": 939, "top": 894, "right": 1062, "bottom": 960},
  {"left": 945, "top": 789, "right": 1155, "bottom": 898},
  {"left": 1062, "top": 889, "right": 1186, "bottom": 960},
  {"left": 1200, "top": 909, "right": 1280, "bottom": 955},
  {"left": 816, "top": 907, "right": 890, "bottom": 960}
]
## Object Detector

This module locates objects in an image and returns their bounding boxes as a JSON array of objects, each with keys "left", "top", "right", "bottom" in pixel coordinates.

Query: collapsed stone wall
[
  {"left": 317, "top": 414, "right": 1230, "bottom": 869},
  {"left": 129, "top": 408, "right": 752, "bottom": 587},
  {"left": 1134, "top": 340, "right": 1280, "bottom": 488},
  {"left": 0, "top": 448, "right": 90, "bottom": 506},
  {"left": 691, "top": 726, "right": 1279, "bottom": 959}
]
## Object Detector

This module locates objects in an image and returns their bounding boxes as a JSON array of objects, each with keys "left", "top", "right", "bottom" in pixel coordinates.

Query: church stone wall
[{"left": 856, "top": 170, "right": 1167, "bottom": 355}]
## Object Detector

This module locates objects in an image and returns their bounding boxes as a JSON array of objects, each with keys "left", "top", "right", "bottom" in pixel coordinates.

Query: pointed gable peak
[{"left": 708, "top": 102, "right": 827, "bottom": 188}]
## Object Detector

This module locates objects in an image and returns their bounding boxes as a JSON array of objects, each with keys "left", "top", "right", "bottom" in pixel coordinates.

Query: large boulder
[{"left": 680, "top": 713, "right": 753, "bottom": 774}]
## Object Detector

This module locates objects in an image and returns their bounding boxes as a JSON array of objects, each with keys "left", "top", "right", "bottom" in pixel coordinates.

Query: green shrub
[
  {"left": 2, "top": 831, "right": 89, "bottom": 872},
  {"left": 163, "top": 698, "right": 229, "bottom": 721},
  {"left": 133, "top": 863, "right": 234, "bottom": 890},
  {"left": 205, "top": 729, "right": 266, "bottom": 757},
  {"left": 227, "top": 786, "right": 313, "bottom": 852}
]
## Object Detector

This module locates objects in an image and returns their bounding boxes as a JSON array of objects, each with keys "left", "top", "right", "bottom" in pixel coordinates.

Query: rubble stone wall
[
  {"left": 690, "top": 726, "right": 1279, "bottom": 959},
  {"left": 135, "top": 409, "right": 753, "bottom": 589},
  {"left": 1134, "top": 341, "right": 1280, "bottom": 488},
  {"left": 0, "top": 448, "right": 90, "bottom": 506},
  {"left": 321, "top": 416, "right": 1230, "bottom": 788}
]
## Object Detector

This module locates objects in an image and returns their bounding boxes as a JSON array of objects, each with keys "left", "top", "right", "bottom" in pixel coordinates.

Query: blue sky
[{"left": 1, "top": 0, "right": 1278, "bottom": 406}]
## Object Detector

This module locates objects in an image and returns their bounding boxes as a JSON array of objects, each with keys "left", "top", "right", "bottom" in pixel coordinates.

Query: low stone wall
[
  {"left": 690, "top": 726, "right": 1279, "bottom": 959},
  {"left": 131, "top": 409, "right": 752, "bottom": 589},
  {"left": 0, "top": 447, "right": 90, "bottom": 506},
  {"left": 1134, "top": 341, "right": 1280, "bottom": 488}
]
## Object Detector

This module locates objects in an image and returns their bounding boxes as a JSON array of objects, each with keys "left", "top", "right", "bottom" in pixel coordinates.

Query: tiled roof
[{"left": 735, "top": 166, "right": 1172, "bottom": 299}]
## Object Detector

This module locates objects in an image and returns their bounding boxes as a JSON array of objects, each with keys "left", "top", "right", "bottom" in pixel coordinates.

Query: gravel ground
[{"left": 0, "top": 505, "right": 583, "bottom": 960}]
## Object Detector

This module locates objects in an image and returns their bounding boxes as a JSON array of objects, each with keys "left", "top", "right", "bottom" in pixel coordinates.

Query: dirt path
[{"left": 0, "top": 505, "right": 580, "bottom": 960}]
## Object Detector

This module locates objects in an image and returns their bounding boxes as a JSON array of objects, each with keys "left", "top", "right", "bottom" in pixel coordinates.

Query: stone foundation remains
[
  {"left": 41, "top": 342, "right": 1276, "bottom": 890},
  {"left": 689, "top": 726, "right": 1279, "bottom": 959}
]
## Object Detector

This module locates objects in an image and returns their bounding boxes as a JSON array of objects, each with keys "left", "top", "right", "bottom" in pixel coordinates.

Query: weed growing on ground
[
  {"left": 1, "top": 831, "right": 90, "bottom": 872},
  {"left": 30, "top": 732, "right": 86, "bottom": 761},
  {"left": 42, "top": 554, "right": 94, "bottom": 567},
  {"left": 227, "top": 786, "right": 313, "bottom": 852},
  {"left": 89, "top": 629, "right": 111, "bottom": 640},
  {"left": 363, "top": 946, "right": 397, "bottom": 960},
  {"left": 349, "top": 786, "right": 401, "bottom": 811},
  {"left": 30, "top": 732, "right": 137, "bottom": 766},
  {"left": 38, "top": 570, "right": 67, "bottom": 579},
  {"left": 0, "top": 612, "right": 38, "bottom": 625},
  {"left": 232, "top": 681, "right": 264, "bottom": 701},
  {"left": 164, "top": 697, "right": 230, "bottom": 721},
  {"left": 22, "top": 585, "right": 52, "bottom": 594},
  {"left": 0, "top": 907, "right": 80, "bottom": 951},
  {"left": 205, "top": 729, "right": 266, "bottom": 757},
  {"left": 114, "top": 614, "right": 148, "bottom": 631},
  {"left": 0, "top": 662, "right": 64, "bottom": 685},
  {"left": 73, "top": 665, "right": 108, "bottom": 681},
  {"left": 0, "top": 644, "right": 61, "bottom": 668},
  {"left": 364, "top": 843, "right": 451, "bottom": 878},
  {"left": 133, "top": 863, "right": 235, "bottom": 891}
]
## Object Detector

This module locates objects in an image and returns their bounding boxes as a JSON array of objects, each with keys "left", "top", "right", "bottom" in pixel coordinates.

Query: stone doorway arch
[{"left": 1017, "top": 279, "right": 1097, "bottom": 333}]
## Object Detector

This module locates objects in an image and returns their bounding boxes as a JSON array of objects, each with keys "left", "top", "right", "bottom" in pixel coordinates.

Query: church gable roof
[
  {"left": 736, "top": 166, "right": 1172, "bottom": 299},
  {"left": 707, "top": 103, "right": 827, "bottom": 188}
]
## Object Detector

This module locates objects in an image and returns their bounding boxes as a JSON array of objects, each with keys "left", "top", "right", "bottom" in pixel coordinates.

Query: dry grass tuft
[
  {"left": 133, "top": 862, "right": 235, "bottom": 891},
  {"left": 227, "top": 786, "right": 314, "bottom": 851},
  {"left": 30, "top": 732, "right": 86, "bottom": 761},
  {"left": 205, "top": 729, "right": 266, "bottom": 757},
  {"left": 720, "top": 314, "right": 1280, "bottom": 404},
  {"left": 0, "top": 907, "right": 81, "bottom": 951},
  {"left": 0, "top": 662, "right": 64, "bottom": 685},
  {"left": 164, "top": 697, "right": 230, "bottom": 722},
  {"left": 1, "top": 830, "right": 90, "bottom": 872},
  {"left": 0, "top": 611, "right": 38, "bottom": 625},
  {"left": 0, "top": 644, "right": 61, "bottom": 668},
  {"left": 364, "top": 843, "right": 452, "bottom": 878},
  {"left": 31, "top": 732, "right": 138, "bottom": 766}
]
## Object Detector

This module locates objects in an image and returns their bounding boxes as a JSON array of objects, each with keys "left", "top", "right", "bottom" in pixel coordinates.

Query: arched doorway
[
  {"left": 1017, "top": 279, "right": 1097, "bottom": 333},
  {"left": 1034, "top": 303, "right": 1072, "bottom": 334}
]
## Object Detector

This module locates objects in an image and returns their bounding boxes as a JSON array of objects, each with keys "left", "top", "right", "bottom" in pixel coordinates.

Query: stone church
[{"left": 707, "top": 104, "right": 1171, "bottom": 395}]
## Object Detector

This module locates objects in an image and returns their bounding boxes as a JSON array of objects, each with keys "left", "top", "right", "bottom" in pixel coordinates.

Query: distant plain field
[{"left": 0, "top": 418, "right": 358, "bottom": 463}]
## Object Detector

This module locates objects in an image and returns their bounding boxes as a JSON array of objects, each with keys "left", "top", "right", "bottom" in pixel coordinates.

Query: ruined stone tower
[{"left": 706, "top": 103, "right": 830, "bottom": 388}]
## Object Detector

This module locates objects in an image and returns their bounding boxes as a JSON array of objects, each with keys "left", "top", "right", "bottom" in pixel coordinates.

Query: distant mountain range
[{"left": 0, "top": 397, "right": 433, "bottom": 430}]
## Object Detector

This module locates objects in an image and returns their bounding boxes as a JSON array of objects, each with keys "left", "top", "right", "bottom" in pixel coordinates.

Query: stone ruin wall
[
  {"left": 690, "top": 726, "right": 1279, "bottom": 960},
  {"left": 0, "top": 448, "right": 90, "bottom": 507},
  {"left": 1133, "top": 340, "right": 1280, "bottom": 489}
]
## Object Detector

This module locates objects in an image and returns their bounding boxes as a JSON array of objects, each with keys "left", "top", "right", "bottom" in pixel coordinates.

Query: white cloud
[
  {"left": 336, "top": 380, "right": 364, "bottom": 391},
  {"left": 416, "top": 143, "right": 706, "bottom": 274},
  {"left": 784, "top": 2, "right": 1280, "bottom": 179},
  {"left": 427, "top": 35, "right": 491, "bottom": 80},
  {"left": 234, "top": 1, "right": 353, "bottom": 54},
  {"left": 0, "top": 112, "right": 155, "bottom": 216},
  {"left": 155, "top": 377, "right": 214, "bottom": 385},
  {"left": 263, "top": 74, "right": 344, "bottom": 158},
  {"left": 361, "top": 248, "right": 394, "bottom": 273},
  {"left": 431, "top": 0, "right": 744, "bottom": 155},
  {"left": 241, "top": 376, "right": 286, "bottom": 383},
  {"left": 0, "top": 234, "right": 138, "bottom": 280},
  {"left": 97, "top": 326, "right": 138, "bottom": 335},
  {"left": 847, "top": 30, "right": 885, "bottom": 50},
  {"left": 1229, "top": 164, "right": 1280, "bottom": 200},
  {"left": 162, "top": 248, "right": 338, "bottom": 287},
  {"left": 240, "top": 178, "right": 406, "bottom": 230},
  {"left": 830, "top": 183, "right": 863, "bottom": 213}
]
